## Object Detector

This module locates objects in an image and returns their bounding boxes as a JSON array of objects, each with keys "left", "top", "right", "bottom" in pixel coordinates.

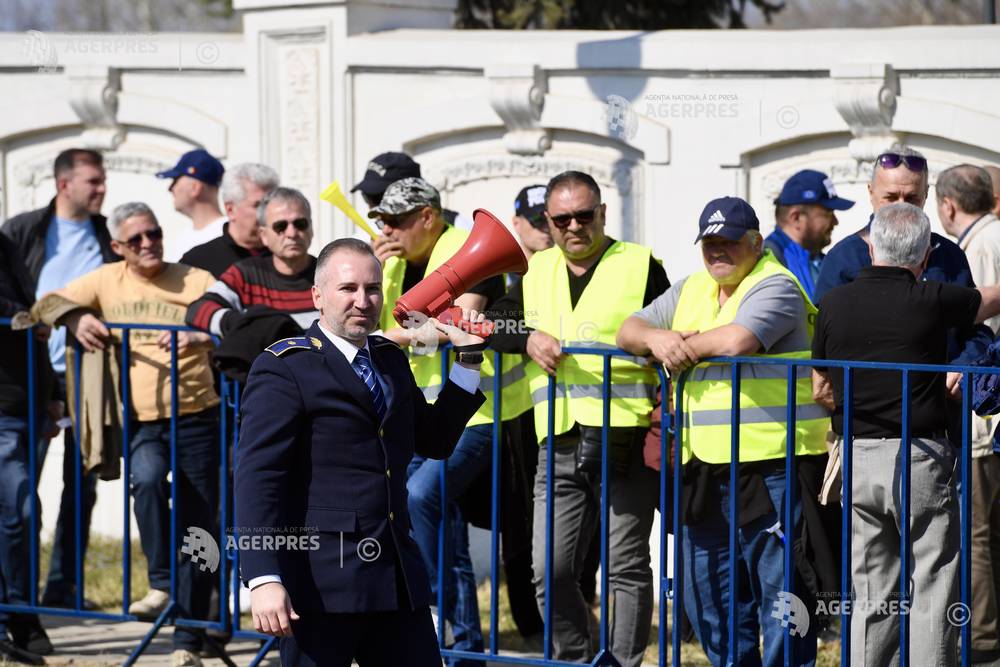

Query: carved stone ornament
[
  {"left": 486, "top": 64, "right": 551, "bottom": 156},
  {"left": 67, "top": 65, "right": 125, "bottom": 151},
  {"left": 832, "top": 63, "right": 900, "bottom": 162}
]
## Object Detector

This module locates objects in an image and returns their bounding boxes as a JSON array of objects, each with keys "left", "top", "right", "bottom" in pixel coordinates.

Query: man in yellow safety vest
[
  {"left": 488, "top": 170, "right": 669, "bottom": 666},
  {"left": 617, "top": 196, "right": 828, "bottom": 667},
  {"left": 368, "top": 177, "right": 510, "bottom": 665}
]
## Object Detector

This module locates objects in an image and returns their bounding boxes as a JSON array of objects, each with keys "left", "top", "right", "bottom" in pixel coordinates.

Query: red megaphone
[{"left": 392, "top": 208, "right": 529, "bottom": 337}]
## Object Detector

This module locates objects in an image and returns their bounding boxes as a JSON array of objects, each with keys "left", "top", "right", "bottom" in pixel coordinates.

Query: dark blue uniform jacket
[{"left": 234, "top": 322, "right": 484, "bottom": 613}]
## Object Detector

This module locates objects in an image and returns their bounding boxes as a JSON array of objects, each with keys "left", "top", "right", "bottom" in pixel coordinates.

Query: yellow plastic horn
[{"left": 320, "top": 180, "right": 378, "bottom": 240}]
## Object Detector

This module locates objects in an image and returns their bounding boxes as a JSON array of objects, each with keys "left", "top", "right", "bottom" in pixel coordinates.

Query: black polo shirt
[
  {"left": 179, "top": 222, "right": 269, "bottom": 278},
  {"left": 812, "top": 265, "right": 981, "bottom": 438}
]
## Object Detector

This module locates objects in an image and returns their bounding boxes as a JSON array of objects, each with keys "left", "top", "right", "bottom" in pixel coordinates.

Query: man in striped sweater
[{"left": 186, "top": 186, "right": 318, "bottom": 342}]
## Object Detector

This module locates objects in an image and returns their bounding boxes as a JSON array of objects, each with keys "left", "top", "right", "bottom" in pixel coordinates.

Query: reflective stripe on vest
[
  {"left": 522, "top": 241, "right": 658, "bottom": 440},
  {"left": 673, "top": 250, "right": 828, "bottom": 464}
]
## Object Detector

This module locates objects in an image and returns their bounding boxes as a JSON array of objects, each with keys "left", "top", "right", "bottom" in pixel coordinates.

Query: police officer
[
  {"left": 490, "top": 170, "right": 669, "bottom": 666},
  {"left": 617, "top": 196, "right": 827, "bottom": 666},
  {"left": 234, "top": 238, "right": 487, "bottom": 666}
]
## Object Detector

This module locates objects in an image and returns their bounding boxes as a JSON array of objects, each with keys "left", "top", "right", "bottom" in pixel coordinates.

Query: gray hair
[
  {"left": 871, "top": 143, "right": 927, "bottom": 185},
  {"left": 256, "top": 186, "right": 311, "bottom": 227},
  {"left": 870, "top": 202, "right": 931, "bottom": 267},
  {"left": 220, "top": 163, "right": 280, "bottom": 205},
  {"left": 108, "top": 202, "right": 157, "bottom": 239},
  {"left": 935, "top": 164, "right": 994, "bottom": 215}
]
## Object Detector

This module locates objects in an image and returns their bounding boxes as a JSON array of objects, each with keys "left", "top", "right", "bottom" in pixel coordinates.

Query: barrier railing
[
  {"left": 0, "top": 318, "right": 274, "bottom": 666},
  {"left": 1, "top": 317, "right": 996, "bottom": 666}
]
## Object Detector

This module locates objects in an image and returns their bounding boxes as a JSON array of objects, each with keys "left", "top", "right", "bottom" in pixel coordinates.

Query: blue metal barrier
[
  {"left": 2, "top": 315, "right": 997, "bottom": 666},
  {"left": 0, "top": 318, "right": 273, "bottom": 666}
]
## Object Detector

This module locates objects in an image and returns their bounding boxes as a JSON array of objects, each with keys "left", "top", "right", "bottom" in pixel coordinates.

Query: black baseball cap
[
  {"left": 351, "top": 152, "right": 422, "bottom": 196},
  {"left": 694, "top": 196, "right": 760, "bottom": 243},
  {"left": 514, "top": 184, "right": 547, "bottom": 230}
]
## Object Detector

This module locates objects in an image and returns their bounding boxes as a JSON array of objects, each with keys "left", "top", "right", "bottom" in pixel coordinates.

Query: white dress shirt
[{"left": 247, "top": 322, "right": 480, "bottom": 591}]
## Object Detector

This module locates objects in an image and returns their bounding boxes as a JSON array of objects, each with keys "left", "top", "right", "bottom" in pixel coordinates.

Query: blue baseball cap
[
  {"left": 776, "top": 169, "right": 854, "bottom": 210},
  {"left": 695, "top": 196, "right": 760, "bottom": 243},
  {"left": 156, "top": 149, "right": 224, "bottom": 187}
]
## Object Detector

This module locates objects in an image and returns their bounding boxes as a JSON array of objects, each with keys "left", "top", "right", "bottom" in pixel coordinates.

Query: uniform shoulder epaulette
[
  {"left": 370, "top": 334, "right": 401, "bottom": 351},
  {"left": 266, "top": 337, "right": 310, "bottom": 357}
]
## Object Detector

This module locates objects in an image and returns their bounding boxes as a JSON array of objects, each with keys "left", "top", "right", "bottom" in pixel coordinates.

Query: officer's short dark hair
[
  {"left": 315, "top": 238, "right": 377, "bottom": 286},
  {"left": 545, "top": 171, "right": 601, "bottom": 206},
  {"left": 54, "top": 149, "right": 103, "bottom": 181}
]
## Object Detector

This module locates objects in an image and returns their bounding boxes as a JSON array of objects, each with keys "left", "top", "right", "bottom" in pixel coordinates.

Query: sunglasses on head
[
  {"left": 120, "top": 227, "right": 163, "bottom": 249},
  {"left": 270, "top": 218, "right": 310, "bottom": 234},
  {"left": 876, "top": 152, "right": 928, "bottom": 173},
  {"left": 547, "top": 206, "right": 600, "bottom": 229}
]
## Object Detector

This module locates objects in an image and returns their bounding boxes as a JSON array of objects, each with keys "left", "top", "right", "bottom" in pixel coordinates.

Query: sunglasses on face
[
  {"left": 270, "top": 218, "right": 310, "bottom": 234},
  {"left": 876, "top": 153, "right": 928, "bottom": 173},
  {"left": 119, "top": 227, "right": 163, "bottom": 250},
  {"left": 374, "top": 210, "right": 420, "bottom": 232},
  {"left": 547, "top": 206, "right": 600, "bottom": 229}
]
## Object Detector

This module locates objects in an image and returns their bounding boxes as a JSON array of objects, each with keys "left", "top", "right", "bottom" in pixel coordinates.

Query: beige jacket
[
  {"left": 29, "top": 294, "right": 122, "bottom": 480},
  {"left": 958, "top": 213, "right": 1000, "bottom": 457}
]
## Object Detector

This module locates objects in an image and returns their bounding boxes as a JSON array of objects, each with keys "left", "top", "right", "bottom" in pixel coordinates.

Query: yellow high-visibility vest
[
  {"left": 522, "top": 241, "right": 658, "bottom": 441},
  {"left": 379, "top": 225, "right": 531, "bottom": 424},
  {"left": 673, "top": 250, "right": 828, "bottom": 464}
]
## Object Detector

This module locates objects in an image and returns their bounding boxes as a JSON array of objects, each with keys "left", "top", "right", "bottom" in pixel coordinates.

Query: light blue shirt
[{"left": 35, "top": 216, "right": 104, "bottom": 373}]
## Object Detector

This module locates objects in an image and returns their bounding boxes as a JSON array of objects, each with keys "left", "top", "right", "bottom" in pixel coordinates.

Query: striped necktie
[{"left": 352, "top": 347, "right": 387, "bottom": 421}]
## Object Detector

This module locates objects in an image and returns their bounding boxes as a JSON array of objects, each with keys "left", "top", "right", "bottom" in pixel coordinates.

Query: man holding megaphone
[{"left": 367, "top": 177, "right": 510, "bottom": 665}]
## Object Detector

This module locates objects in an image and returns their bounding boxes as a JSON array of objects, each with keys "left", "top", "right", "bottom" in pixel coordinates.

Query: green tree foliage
[{"left": 455, "top": 0, "right": 786, "bottom": 29}]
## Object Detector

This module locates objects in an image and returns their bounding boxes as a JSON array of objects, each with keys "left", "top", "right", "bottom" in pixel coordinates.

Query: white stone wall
[{"left": 2, "top": 2, "right": 1000, "bottom": 591}]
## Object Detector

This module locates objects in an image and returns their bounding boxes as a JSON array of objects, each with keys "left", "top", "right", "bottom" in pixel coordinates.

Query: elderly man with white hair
[
  {"left": 180, "top": 162, "right": 280, "bottom": 278},
  {"left": 812, "top": 202, "right": 1000, "bottom": 667}
]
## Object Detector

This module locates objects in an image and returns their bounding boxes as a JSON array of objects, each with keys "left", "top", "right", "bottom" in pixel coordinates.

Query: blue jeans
[
  {"left": 42, "top": 375, "right": 98, "bottom": 604},
  {"left": 0, "top": 413, "right": 43, "bottom": 634},
  {"left": 682, "top": 466, "right": 817, "bottom": 667},
  {"left": 130, "top": 408, "right": 219, "bottom": 651},
  {"left": 407, "top": 423, "right": 492, "bottom": 666}
]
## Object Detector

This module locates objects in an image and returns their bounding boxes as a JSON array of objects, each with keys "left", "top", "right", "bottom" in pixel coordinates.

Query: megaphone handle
[{"left": 439, "top": 306, "right": 494, "bottom": 338}]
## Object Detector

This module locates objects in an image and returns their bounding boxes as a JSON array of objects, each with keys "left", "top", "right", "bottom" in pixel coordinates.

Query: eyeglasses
[
  {"left": 876, "top": 152, "right": 928, "bottom": 173},
  {"left": 374, "top": 210, "right": 421, "bottom": 231},
  {"left": 547, "top": 206, "right": 600, "bottom": 229},
  {"left": 119, "top": 227, "right": 163, "bottom": 250},
  {"left": 270, "top": 218, "right": 310, "bottom": 234}
]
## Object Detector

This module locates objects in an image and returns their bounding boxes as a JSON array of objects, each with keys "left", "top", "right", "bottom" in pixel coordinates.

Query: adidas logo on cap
[
  {"left": 707, "top": 210, "right": 726, "bottom": 224},
  {"left": 702, "top": 223, "right": 726, "bottom": 235}
]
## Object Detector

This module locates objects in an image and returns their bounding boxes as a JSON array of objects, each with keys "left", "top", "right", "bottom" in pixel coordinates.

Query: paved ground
[
  {"left": 8, "top": 616, "right": 277, "bottom": 666},
  {"left": 6, "top": 616, "right": 575, "bottom": 666}
]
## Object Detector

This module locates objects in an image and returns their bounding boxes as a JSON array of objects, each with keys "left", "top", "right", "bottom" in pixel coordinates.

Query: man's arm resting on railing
[{"left": 618, "top": 316, "right": 761, "bottom": 374}]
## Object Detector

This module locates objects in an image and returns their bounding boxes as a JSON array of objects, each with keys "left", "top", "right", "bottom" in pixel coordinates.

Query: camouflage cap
[{"left": 367, "top": 177, "right": 441, "bottom": 218}]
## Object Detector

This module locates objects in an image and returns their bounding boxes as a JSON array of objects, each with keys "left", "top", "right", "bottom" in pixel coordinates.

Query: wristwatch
[{"left": 456, "top": 351, "right": 484, "bottom": 365}]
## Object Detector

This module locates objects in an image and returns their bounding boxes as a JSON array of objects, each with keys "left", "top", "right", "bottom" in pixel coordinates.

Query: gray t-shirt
[{"left": 634, "top": 274, "right": 809, "bottom": 353}]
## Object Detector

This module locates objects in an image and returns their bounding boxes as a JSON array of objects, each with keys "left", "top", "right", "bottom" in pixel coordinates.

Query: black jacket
[
  {"left": 179, "top": 222, "right": 269, "bottom": 279},
  {"left": 0, "top": 234, "right": 55, "bottom": 416},
  {"left": 235, "top": 324, "right": 485, "bottom": 613},
  {"left": 1, "top": 198, "right": 117, "bottom": 291}
]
